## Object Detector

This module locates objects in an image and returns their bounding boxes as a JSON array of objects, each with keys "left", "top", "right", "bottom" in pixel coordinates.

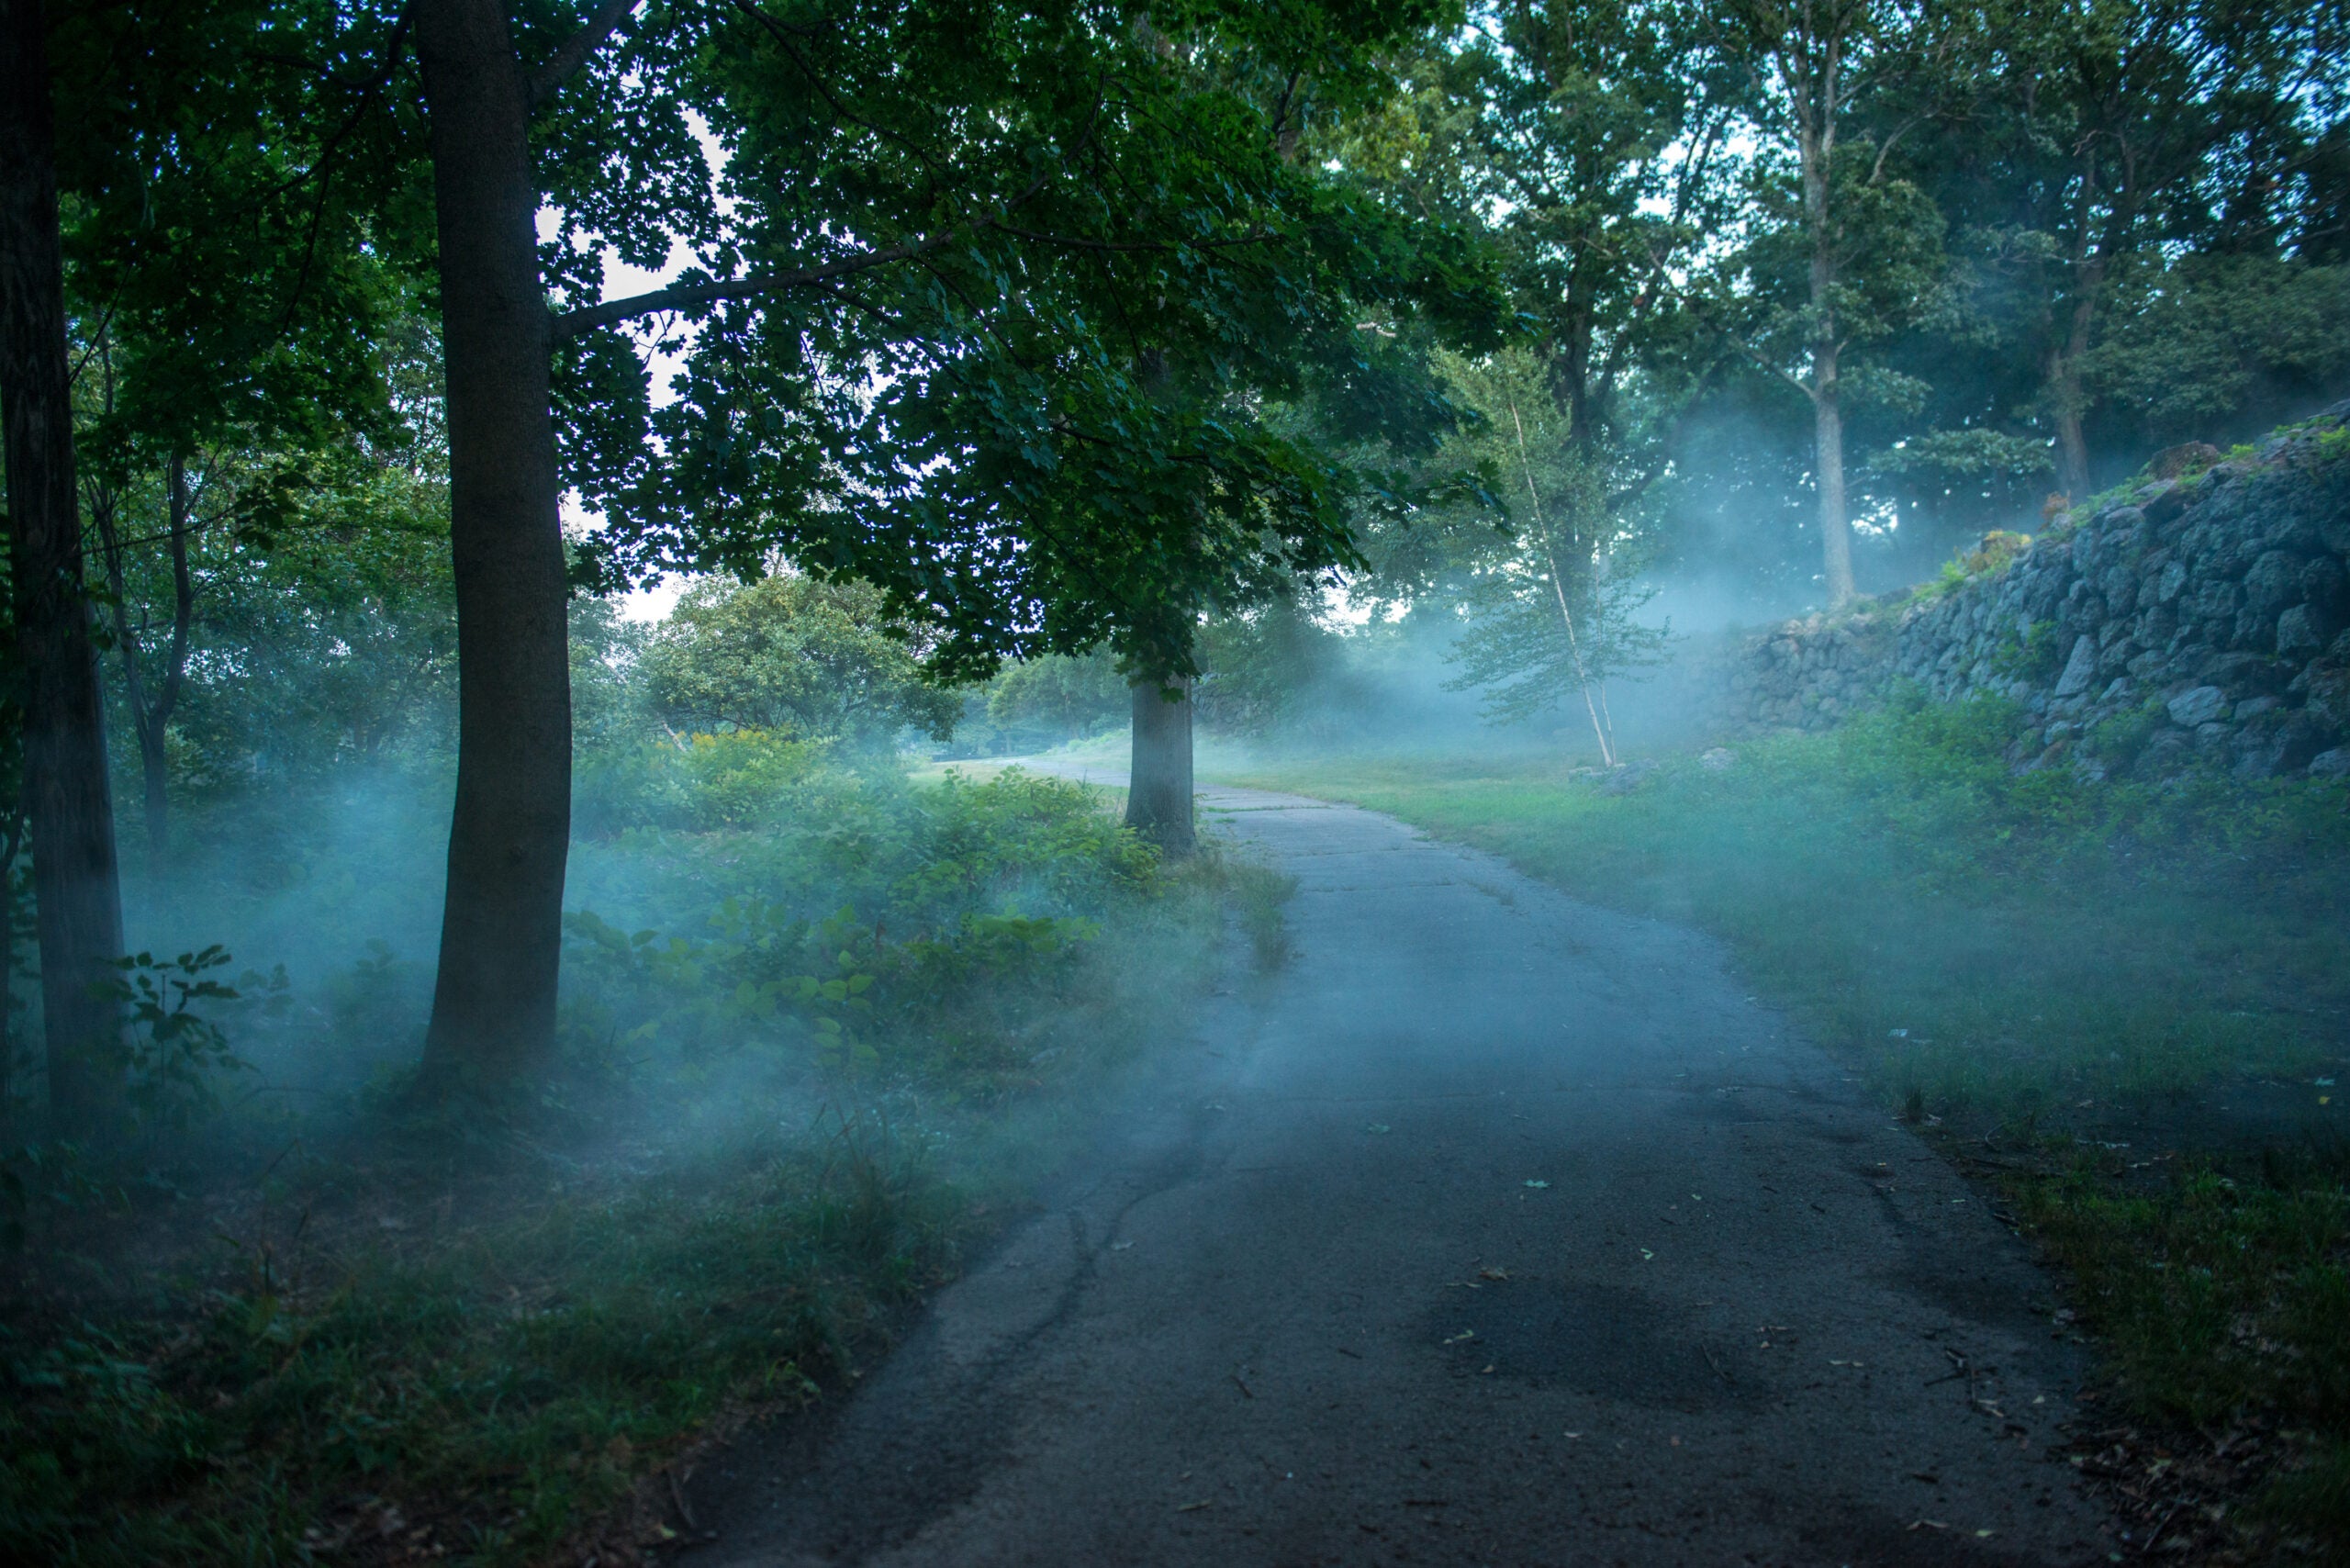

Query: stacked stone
[
  {"left": 1718, "top": 402, "right": 2350, "bottom": 779},
  {"left": 1723, "top": 614, "right": 1897, "bottom": 733}
]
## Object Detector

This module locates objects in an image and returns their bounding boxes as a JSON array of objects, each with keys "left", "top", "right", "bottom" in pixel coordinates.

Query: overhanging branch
[
  {"left": 553, "top": 146, "right": 1080, "bottom": 338},
  {"left": 550, "top": 233, "right": 960, "bottom": 339},
  {"left": 525, "top": 0, "right": 643, "bottom": 111}
]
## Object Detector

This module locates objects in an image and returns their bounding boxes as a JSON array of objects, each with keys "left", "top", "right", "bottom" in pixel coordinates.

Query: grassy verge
[
  {"left": 1222, "top": 696, "right": 2349, "bottom": 1557},
  {"left": 2, "top": 763, "right": 1273, "bottom": 1565}
]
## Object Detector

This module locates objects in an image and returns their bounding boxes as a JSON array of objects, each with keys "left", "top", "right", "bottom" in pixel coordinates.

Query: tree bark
[
  {"left": 2050, "top": 366, "right": 2089, "bottom": 502},
  {"left": 2046, "top": 279, "right": 2100, "bottom": 501},
  {"left": 1812, "top": 347, "right": 1854, "bottom": 608},
  {"left": 95, "top": 458, "right": 192, "bottom": 877},
  {"left": 1125, "top": 677, "right": 1194, "bottom": 858},
  {"left": 413, "top": 0, "right": 574, "bottom": 1090},
  {"left": 0, "top": 808, "right": 26, "bottom": 1136},
  {"left": 0, "top": 0, "right": 129, "bottom": 1130},
  {"left": 1799, "top": 107, "right": 1857, "bottom": 610},
  {"left": 2043, "top": 147, "right": 2119, "bottom": 505}
]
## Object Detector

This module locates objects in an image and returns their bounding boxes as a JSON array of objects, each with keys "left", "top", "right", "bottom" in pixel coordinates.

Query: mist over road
[{"left": 688, "top": 778, "right": 2113, "bottom": 1566}]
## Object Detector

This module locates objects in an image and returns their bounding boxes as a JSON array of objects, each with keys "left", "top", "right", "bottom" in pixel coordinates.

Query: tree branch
[
  {"left": 553, "top": 234, "right": 963, "bottom": 339},
  {"left": 526, "top": 0, "right": 643, "bottom": 111},
  {"left": 554, "top": 116, "right": 1093, "bottom": 340}
]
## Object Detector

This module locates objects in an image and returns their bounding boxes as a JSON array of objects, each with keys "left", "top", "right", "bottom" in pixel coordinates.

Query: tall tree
[
  {"left": 408, "top": 0, "right": 588, "bottom": 1087},
  {"left": 17, "top": 0, "right": 420, "bottom": 1127},
  {"left": 1979, "top": 0, "right": 2344, "bottom": 494},
  {"left": 1125, "top": 679, "right": 1196, "bottom": 854},
  {"left": 89, "top": 454, "right": 193, "bottom": 876},
  {"left": 1717, "top": 0, "right": 1951, "bottom": 607},
  {"left": 559, "top": 0, "right": 1496, "bottom": 875},
  {"left": 0, "top": 0, "right": 126, "bottom": 1128}
]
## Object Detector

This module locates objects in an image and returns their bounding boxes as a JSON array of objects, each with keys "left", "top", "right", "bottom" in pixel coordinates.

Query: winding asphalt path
[{"left": 685, "top": 778, "right": 2115, "bottom": 1567}]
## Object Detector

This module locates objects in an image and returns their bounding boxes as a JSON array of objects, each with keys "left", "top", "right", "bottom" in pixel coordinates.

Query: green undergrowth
[
  {"left": 2, "top": 1126, "right": 951, "bottom": 1565},
  {"left": 2, "top": 759, "right": 1277, "bottom": 1564},
  {"left": 2011, "top": 1150, "right": 2350, "bottom": 1547},
  {"left": 1224, "top": 696, "right": 2350, "bottom": 1545}
]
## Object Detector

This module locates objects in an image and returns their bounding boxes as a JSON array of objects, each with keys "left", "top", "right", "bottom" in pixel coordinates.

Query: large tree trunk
[
  {"left": 414, "top": 0, "right": 574, "bottom": 1091},
  {"left": 1812, "top": 351, "right": 1855, "bottom": 609},
  {"left": 2046, "top": 286, "right": 2099, "bottom": 501},
  {"left": 0, "top": 0, "right": 128, "bottom": 1131},
  {"left": 2050, "top": 377, "right": 2089, "bottom": 503},
  {"left": 1799, "top": 117, "right": 1856, "bottom": 610},
  {"left": 1125, "top": 678, "right": 1194, "bottom": 858}
]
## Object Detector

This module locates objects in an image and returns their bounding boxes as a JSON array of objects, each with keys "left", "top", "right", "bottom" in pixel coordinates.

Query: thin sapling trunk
[
  {"left": 94, "top": 457, "right": 195, "bottom": 877},
  {"left": 1507, "top": 398, "right": 1616, "bottom": 767}
]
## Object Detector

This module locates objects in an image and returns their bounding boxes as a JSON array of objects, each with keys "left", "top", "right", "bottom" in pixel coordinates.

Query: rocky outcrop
[{"left": 1715, "top": 405, "right": 2350, "bottom": 780}]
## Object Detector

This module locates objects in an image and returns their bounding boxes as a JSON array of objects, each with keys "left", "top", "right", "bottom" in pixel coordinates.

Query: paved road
[{"left": 686, "top": 780, "right": 2113, "bottom": 1566}]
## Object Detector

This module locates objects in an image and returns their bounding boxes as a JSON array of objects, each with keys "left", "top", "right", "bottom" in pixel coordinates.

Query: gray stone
[
  {"left": 2234, "top": 695, "right": 2281, "bottom": 722},
  {"left": 2306, "top": 664, "right": 2350, "bottom": 735},
  {"left": 2277, "top": 603, "right": 2330, "bottom": 657},
  {"left": 2311, "top": 748, "right": 2350, "bottom": 778},
  {"left": 2198, "top": 650, "right": 2286, "bottom": 692},
  {"left": 2306, "top": 555, "right": 2348, "bottom": 616},
  {"left": 2098, "top": 564, "right": 2139, "bottom": 618},
  {"left": 2052, "top": 633, "right": 2098, "bottom": 697},
  {"left": 1597, "top": 760, "right": 1659, "bottom": 795},
  {"left": 2165, "top": 685, "right": 2230, "bottom": 727},
  {"left": 2141, "top": 480, "right": 2189, "bottom": 525},
  {"left": 2235, "top": 712, "right": 2328, "bottom": 778},
  {"left": 2244, "top": 550, "right": 2303, "bottom": 614}
]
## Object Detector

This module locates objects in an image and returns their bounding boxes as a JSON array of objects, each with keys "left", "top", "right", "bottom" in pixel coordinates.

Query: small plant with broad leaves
[{"left": 112, "top": 946, "right": 255, "bottom": 1133}]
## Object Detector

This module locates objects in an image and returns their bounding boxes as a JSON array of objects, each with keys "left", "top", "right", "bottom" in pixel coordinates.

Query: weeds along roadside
[
  {"left": 0, "top": 751, "right": 1287, "bottom": 1567},
  {"left": 1225, "top": 700, "right": 2350, "bottom": 1557}
]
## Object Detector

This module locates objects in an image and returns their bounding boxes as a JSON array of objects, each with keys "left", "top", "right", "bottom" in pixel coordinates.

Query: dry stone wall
[{"left": 1714, "top": 404, "right": 2350, "bottom": 781}]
